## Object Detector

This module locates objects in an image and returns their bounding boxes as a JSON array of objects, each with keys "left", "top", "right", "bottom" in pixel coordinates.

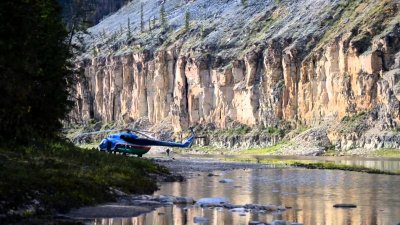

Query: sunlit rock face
[{"left": 70, "top": 0, "right": 400, "bottom": 150}]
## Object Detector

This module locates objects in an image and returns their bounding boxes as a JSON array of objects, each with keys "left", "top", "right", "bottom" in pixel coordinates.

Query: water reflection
[
  {"left": 92, "top": 167, "right": 400, "bottom": 225},
  {"left": 220, "top": 155, "right": 400, "bottom": 172},
  {"left": 332, "top": 159, "right": 400, "bottom": 172}
]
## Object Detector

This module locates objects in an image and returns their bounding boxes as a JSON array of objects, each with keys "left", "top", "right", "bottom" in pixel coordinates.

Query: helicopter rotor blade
[
  {"left": 129, "top": 129, "right": 157, "bottom": 139},
  {"left": 74, "top": 128, "right": 120, "bottom": 137}
]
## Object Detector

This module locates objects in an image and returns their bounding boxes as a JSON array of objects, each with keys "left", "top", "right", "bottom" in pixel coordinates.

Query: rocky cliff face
[{"left": 71, "top": 0, "right": 400, "bottom": 152}]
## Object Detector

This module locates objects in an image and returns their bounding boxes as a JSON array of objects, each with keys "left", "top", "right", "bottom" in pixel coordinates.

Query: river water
[{"left": 93, "top": 158, "right": 400, "bottom": 225}]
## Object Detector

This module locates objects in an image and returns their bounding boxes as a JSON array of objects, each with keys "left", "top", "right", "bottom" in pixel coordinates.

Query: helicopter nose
[{"left": 99, "top": 139, "right": 108, "bottom": 149}]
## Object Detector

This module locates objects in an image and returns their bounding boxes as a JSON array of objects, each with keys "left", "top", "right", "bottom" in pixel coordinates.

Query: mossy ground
[{"left": 0, "top": 140, "right": 169, "bottom": 222}]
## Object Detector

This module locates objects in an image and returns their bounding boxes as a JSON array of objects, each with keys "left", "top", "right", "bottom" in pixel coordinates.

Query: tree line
[{"left": 0, "top": 0, "right": 73, "bottom": 144}]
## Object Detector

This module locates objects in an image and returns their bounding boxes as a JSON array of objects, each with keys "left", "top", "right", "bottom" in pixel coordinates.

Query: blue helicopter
[{"left": 98, "top": 129, "right": 195, "bottom": 157}]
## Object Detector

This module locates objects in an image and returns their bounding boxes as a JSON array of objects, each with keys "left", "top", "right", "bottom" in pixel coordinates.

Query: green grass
[
  {"left": 238, "top": 141, "right": 288, "bottom": 155},
  {"left": 262, "top": 127, "right": 284, "bottom": 136},
  {"left": 0, "top": 140, "right": 169, "bottom": 221},
  {"left": 224, "top": 157, "right": 299, "bottom": 166},
  {"left": 292, "top": 162, "right": 400, "bottom": 175},
  {"left": 78, "top": 143, "right": 99, "bottom": 149},
  {"left": 372, "top": 148, "right": 400, "bottom": 157},
  {"left": 338, "top": 111, "right": 369, "bottom": 134},
  {"left": 218, "top": 125, "right": 251, "bottom": 136},
  {"left": 393, "top": 127, "right": 400, "bottom": 133},
  {"left": 223, "top": 156, "right": 399, "bottom": 175}
]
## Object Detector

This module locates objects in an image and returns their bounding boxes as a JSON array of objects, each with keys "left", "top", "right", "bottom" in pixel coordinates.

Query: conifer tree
[
  {"left": 160, "top": 4, "right": 168, "bottom": 31},
  {"left": 0, "top": 0, "right": 73, "bottom": 142},
  {"left": 185, "top": 11, "right": 190, "bottom": 31},
  {"left": 140, "top": 3, "right": 144, "bottom": 32},
  {"left": 148, "top": 17, "right": 151, "bottom": 31},
  {"left": 127, "top": 18, "right": 131, "bottom": 39}
]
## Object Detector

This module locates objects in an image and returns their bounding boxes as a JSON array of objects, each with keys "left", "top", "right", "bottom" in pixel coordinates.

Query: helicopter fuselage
[{"left": 98, "top": 131, "right": 194, "bottom": 157}]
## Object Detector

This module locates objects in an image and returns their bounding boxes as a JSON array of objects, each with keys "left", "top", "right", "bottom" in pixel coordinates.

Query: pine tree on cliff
[
  {"left": 241, "top": 0, "right": 248, "bottom": 7},
  {"left": 185, "top": 11, "right": 190, "bottom": 31},
  {"left": 160, "top": 4, "right": 168, "bottom": 31},
  {"left": 127, "top": 17, "right": 131, "bottom": 39},
  {"left": 0, "top": 0, "right": 73, "bottom": 143},
  {"left": 140, "top": 2, "right": 144, "bottom": 32},
  {"left": 148, "top": 17, "right": 151, "bottom": 31}
]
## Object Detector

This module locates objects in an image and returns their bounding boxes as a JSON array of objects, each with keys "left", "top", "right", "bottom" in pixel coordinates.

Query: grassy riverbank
[
  {"left": 0, "top": 140, "right": 169, "bottom": 223},
  {"left": 371, "top": 148, "right": 400, "bottom": 157},
  {"left": 291, "top": 162, "right": 400, "bottom": 175},
  {"left": 222, "top": 156, "right": 400, "bottom": 175}
]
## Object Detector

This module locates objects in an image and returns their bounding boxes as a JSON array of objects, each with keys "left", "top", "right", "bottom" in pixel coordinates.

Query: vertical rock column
[
  {"left": 120, "top": 55, "right": 134, "bottom": 122},
  {"left": 147, "top": 50, "right": 174, "bottom": 123},
  {"left": 108, "top": 56, "right": 123, "bottom": 121},
  {"left": 131, "top": 52, "right": 149, "bottom": 119},
  {"left": 259, "top": 41, "right": 284, "bottom": 127},
  {"left": 210, "top": 67, "right": 234, "bottom": 128},
  {"left": 282, "top": 48, "right": 299, "bottom": 122},
  {"left": 171, "top": 56, "right": 189, "bottom": 131},
  {"left": 233, "top": 51, "right": 260, "bottom": 126}
]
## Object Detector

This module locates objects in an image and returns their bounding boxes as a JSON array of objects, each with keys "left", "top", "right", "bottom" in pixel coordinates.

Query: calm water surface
[{"left": 92, "top": 158, "right": 400, "bottom": 225}]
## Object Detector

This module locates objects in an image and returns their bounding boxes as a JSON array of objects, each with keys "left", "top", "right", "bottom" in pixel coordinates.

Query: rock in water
[
  {"left": 193, "top": 216, "right": 208, "bottom": 224},
  {"left": 333, "top": 204, "right": 357, "bottom": 208},
  {"left": 219, "top": 178, "right": 234, "bottom": 183},
  {"left": 271, "top": 221, "right": 290, "bottom": 225},
  {"left": 173, "top": 196, "right": 195, "bottom": 204},
  {"left": 197, "top": 197, "right": 229, "bottom": 207},
  {"left": 230, "top": 207, "right": 246, "bottom": 212},
  {"left": 249, "top": 221, "right": 265, "bottom": 225}
]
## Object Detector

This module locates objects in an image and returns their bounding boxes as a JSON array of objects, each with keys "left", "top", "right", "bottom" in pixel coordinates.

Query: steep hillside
[
  {"left": 71, "top": 0, "right": 400, "bottom": 154},
  {"left": 59, "top": 0, "right": 130, "bottom": 25}
]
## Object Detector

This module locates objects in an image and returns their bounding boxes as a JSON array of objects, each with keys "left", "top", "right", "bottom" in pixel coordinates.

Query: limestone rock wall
[
  {"left": 73, "top": 28, "right": 400, "bottom": 122},
  {"left": 71, "top": 25, "right": 400, "bottom": 151}
]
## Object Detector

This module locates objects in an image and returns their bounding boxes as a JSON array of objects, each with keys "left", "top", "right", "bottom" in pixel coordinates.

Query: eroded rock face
[
  {"left": 70, "top": 1, "right": 400, "bottom": 152},
  {"left": 73, "top": 30, "right": 400, "bottom": 126}
]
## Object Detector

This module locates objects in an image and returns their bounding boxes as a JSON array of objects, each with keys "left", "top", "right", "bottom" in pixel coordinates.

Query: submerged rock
[
  {"left": 66, "top": 204, "right": 153, "bottom": 218},
  {"left": 157, "top": 195, "right": 175, "bottom": 204},
  {"left": 219, "top": 178, "right": 234, "bottom": 183},
  {"left": 248, "top": 221, "right": 265, "bottom": 225},
  {"left": 333, "top": 204, "right": 357, "bottom": 208},
  {"left": 271, "top": 220, "right": 290, "bottom": 225},
  {"left": 193, "top": 216, "right": 209, "bottom": 224},
  {"left": 129, "top": 195, "right": 195, "bottom": 206},
  {"left": 196, "top": 197, "right": 229, "bottom": 207},
  {"left": 131, "top": 200, "right": 163, "bottom": 205},
  {"left": 244, "top": 203, "right": 286, "bottom": 211},
  {"left": 223, "top": 203, "right": 243, "bottom": 209},
  {"left": 174, "top": 196, "right": 195, "bottom": 204},
  {"left": 208, "top": 173, "right": 219, "bottom": 176},
  {"left": 230, "top": 207, "right": 247, "bottom": 212}
]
